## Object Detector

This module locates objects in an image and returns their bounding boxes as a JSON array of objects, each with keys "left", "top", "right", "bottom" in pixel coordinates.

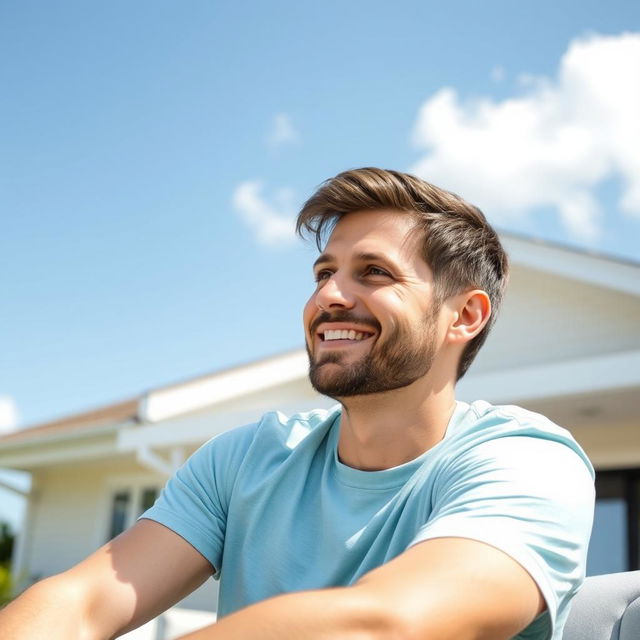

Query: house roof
[
  {"left": 499, "top": 232, "right": 640, "bottom": 297},
  {"left": 0, "top": 397, "right": 139, "bottom": 445},
  {"left": 499, "top": 229, "right": 640, "bottom": 269}
]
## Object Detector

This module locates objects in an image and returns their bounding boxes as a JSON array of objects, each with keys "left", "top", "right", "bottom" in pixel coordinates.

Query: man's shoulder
[
  {"left": 203, "top": 405, "right": 341, "bottom": 457},
  {"left": 450, "top": 400, "right": 594, "bottom": 476},
  {"left": 457, "top": 399, "right": 572, "bottom": 437}
]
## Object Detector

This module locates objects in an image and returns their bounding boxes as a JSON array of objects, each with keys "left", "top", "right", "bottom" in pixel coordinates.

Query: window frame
[{"left": 97, "top": 472, "right": 165, "bottom": 545}]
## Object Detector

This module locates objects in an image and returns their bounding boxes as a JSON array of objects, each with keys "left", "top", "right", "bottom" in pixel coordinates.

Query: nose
[{"left": 314, "top": 273, "right": 356, "bottom": 310}]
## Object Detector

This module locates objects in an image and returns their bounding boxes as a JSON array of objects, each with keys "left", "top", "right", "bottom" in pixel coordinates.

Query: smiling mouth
[{"left": 320, "top": 329, "right": 375, "bottom": 342}]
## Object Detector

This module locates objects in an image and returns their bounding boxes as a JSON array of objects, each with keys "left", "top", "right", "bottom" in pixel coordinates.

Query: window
[
  {"left": 106, "top": 485, "right": 160, "bottom": 541},
  {"left": 108, "top": 491, "right": 131, "bottom": 540},
  {"left": 588, "top": 469, "right": 640, "bottom": 575},
  {"left": 140, "top": 487, "right": 159, "bottom": 512}
]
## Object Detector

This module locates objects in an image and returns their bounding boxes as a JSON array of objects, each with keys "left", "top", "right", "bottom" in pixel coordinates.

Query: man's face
[{"left": 303, "top": 209, "right": 443, "bottom": 399}]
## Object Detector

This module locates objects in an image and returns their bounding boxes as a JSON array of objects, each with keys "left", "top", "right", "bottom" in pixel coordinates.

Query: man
[{"left": 0, "top": 168, "right": 594, "bottom": 639}]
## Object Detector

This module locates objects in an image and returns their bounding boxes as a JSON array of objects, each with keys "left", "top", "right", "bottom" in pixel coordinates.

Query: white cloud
[
  {"left": 0, "top": 395, "right": 19, "bottom": 434},
  {"left": 232, "top": 180, "right": 297, "bottom": 246},
  {"left": 411, "top": 32, "right": 640, "bottom": 241},
  {"left": 267, "top": 113, "right": 300, "bottom": 149}
]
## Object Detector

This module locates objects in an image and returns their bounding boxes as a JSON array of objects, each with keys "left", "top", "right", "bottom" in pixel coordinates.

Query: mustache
[{"left": 310, "top": 310, "right": 381, "bottom": 335}]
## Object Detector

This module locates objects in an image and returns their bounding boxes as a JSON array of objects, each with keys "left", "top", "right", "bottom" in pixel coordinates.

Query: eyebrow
[
  {"left": 312, "top": 253, "right": 333, "bottom": 269},
  {"left": 313, "top": 252, "right": 398, "bottom": 270}
]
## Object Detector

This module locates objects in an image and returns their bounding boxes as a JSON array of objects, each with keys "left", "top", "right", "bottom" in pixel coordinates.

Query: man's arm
[
  {"left": 0, "top": 519, "right": 213, "bottom": 640},
  {"left": 178, "top": 536, "right": 544, "bottom": 640}
]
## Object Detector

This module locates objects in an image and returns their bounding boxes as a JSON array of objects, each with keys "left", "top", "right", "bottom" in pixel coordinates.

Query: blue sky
[{"left": 1, "top": 2, "right": 639, "bottom": 525}]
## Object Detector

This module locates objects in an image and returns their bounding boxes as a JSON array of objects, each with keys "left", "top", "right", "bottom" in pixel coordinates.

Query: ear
[{"left": 446, "top": 290, "right": 492, "bottom": 346}]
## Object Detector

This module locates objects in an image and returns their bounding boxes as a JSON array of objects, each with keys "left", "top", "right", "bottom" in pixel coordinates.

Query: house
[{"left": 0, "top": 233, "right": 638, "bottom": 618}]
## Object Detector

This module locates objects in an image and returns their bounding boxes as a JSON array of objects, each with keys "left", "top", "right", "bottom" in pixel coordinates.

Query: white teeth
[{"left": 323, "top": 329, "right": 370, "bottom": 341}]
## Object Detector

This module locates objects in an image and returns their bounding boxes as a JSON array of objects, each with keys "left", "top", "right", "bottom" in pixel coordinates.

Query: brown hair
[{"left": 296, "top": 167, "right": 509, "bottom": 380}]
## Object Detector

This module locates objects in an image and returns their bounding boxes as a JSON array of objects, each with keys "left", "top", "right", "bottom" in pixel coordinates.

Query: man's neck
[{"left": 336, "top": 378, "right": 458, "bottom": 471}]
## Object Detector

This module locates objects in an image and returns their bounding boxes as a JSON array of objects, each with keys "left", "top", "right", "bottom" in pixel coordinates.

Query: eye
[
  {"left": 364, "top": 265, "right": 391, "bottom": 278},
  {"left": 314, "top": 269, "right": 333, "bottom": 283}
]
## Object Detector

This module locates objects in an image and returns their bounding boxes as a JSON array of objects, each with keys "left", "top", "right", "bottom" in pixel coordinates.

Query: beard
[{"left": 307, "top": 308, "right": 438, "bottom": 399}]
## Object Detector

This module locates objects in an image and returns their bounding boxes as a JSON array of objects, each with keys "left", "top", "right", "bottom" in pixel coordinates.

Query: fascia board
[
  {"left": 458, "top": 349, "right": 640, "bottom": 404},
  {"left": 0, "top": 433, "right": 120, "bottom": 469},
  {"left": 0, "top": 420, "right": 129, "bottom": 451},
  {"left": 503, "top": 236, "right": 640, "bottom": 297},
  {"left": 140, "top": 350, "right": 309, "bottom": 423}
]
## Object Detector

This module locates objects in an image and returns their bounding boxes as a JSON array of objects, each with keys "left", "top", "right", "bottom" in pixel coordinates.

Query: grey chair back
[{"left": 563, "top": 571, "right": 640, "bottom": 640}]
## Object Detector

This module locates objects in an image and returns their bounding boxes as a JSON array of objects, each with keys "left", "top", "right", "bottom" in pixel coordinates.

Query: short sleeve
[
  {"left": 410, "top": 435, "right": 595, "bottom": 638},
  {"left": 140, "top": 423, "right": 258, "bottom": 575}
]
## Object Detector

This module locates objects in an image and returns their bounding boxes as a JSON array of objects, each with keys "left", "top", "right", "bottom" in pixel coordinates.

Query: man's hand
[
  {"left": 0, "top": 519, "right": 213, "bottom": 640},
  {"left": 177, "top": 536, "right": 544, "bottom": 640}
]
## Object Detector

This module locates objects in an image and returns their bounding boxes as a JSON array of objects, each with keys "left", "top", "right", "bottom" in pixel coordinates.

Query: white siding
[
  {"left": 25, "top": 461, "right": 159, "bottom": 578},
  {"left": 28, "top": 466, "right": 104, "bottom": 578},
  {"left": 22, "top": 460, "right": 221, "bottom": 611}
]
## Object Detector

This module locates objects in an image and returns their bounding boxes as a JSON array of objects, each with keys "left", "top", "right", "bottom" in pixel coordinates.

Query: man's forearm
[
  {"left": 0, "top": 576, "right": 94, "bottom": 640},
  {"left": 178, "top": 585, "right": 402, "bottom": 640}
]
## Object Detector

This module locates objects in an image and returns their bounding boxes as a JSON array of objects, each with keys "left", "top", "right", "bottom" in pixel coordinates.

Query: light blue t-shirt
[{"left": 142, "top": 400, "right": 595, "bottom": 639}]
